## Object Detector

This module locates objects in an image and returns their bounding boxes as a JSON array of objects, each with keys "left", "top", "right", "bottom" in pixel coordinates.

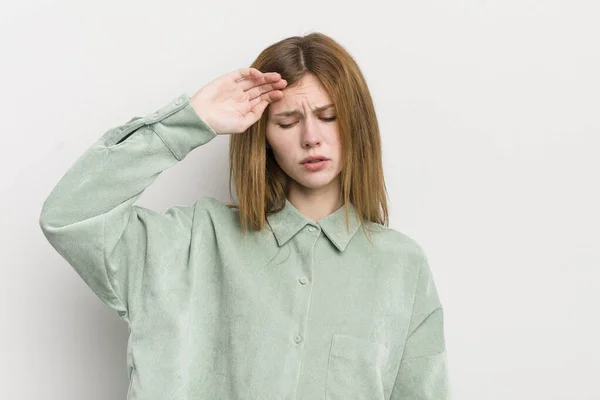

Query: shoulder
[
  {"left": 191, "top": 196, "right": 262, "bottom": 241},
  {"left": 192, "top": 196, "right": 231, "bottom": 212},
  {"left": 189, "top": 196, "right": 274, "bottom": 252},
  {"left": 359, "top": 222, "right": 428, "bottom": 269},
  {"left": 191, "top": 196, "right": 240, "bottom": 223}
]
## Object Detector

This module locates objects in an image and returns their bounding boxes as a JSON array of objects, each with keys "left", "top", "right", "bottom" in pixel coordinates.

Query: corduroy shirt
[{"left": 39, "top": 93, "right": 450, "bottom": 400}]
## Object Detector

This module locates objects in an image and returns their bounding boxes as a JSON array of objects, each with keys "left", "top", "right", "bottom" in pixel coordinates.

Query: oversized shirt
[{"left": 39, "top": 93, "right": 451, "bottom": 400}]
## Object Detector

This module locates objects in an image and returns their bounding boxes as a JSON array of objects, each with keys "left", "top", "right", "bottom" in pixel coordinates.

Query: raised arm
[
  {"left": 39, "top": 68, "right": 287, "bottom": 323},
  {"left": 39, "top": 93, "right": 218, "bottom": 320}
]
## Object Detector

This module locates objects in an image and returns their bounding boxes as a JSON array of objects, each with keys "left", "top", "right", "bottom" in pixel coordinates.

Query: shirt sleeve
[
  {"left": 38, "top": 93, "right": 218, "bottom": 323},
  {"left": 390, "top": 250, "right": 452, "bottom": 399}
]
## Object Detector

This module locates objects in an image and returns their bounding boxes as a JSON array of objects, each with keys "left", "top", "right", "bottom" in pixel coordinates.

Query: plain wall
[{"left": 1, "top": 0, "right": 599, "bottom": 399}]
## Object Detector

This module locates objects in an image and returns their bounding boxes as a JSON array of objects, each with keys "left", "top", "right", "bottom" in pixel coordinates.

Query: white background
[{"left": 1, "top": 0, "right": 599, "bottom": 399}]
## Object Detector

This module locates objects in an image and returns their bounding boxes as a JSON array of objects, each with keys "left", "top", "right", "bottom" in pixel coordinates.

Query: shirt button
[
  {"left": 294, "top": 334, "right": 303, "bottom": 343},
  {"left": 299, "top": 276, "right": 309, "bottom": 285},
  {"left": 308, "top": 226, "right": 317, "bottom": 233},
  {"left": 174, "top": 98, "right": 182, "bottom": 105},
  {"left": 152, "top": 112, "right": 159, "bottom": 118}
]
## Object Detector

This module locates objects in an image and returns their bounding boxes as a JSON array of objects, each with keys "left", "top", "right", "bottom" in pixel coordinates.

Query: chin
[
  {"left": 298, "top": 181, "right": 334, "bottom": 190},
  {"left": 290, "top": 173, "right": 340, "bottom": 190}
]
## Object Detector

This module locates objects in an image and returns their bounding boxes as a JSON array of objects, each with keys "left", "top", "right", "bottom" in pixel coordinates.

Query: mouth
[
  {"left": 301, "top": 159, "right": 330, "bottom": 171},
  {"left": 301, "top": 157, "right": 329, "bottom": 164}
]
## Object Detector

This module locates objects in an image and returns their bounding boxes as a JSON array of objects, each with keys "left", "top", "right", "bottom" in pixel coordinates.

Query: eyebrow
[{"left": 273, "top": 104, "right": 335, "bottom": 117}]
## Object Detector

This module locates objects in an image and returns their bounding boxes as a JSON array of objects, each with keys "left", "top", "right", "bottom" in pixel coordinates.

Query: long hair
[{"left": 227, "top": 32, "right": 389, "bottom": 246}]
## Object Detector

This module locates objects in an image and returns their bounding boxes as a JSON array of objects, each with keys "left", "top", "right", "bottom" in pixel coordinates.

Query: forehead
[{"left": 268, "top": 74, "right": 333, "bottom": 114}]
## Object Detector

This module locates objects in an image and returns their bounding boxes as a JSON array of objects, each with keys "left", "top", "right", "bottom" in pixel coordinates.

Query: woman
[{"left": 39, "top": 32, "right": 450, "bottom": 399}]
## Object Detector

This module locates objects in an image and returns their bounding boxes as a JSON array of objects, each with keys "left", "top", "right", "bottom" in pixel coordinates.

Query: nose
[{"left": 301, "top": 117, "right": 321, "bottom": 148}]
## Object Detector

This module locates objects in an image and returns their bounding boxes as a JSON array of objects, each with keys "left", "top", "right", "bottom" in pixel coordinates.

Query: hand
[{"left": 189, "top": 67, "right": 287, "bottom": 135}]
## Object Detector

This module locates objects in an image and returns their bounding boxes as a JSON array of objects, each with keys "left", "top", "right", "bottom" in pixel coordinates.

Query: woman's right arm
[
  {"left": 39, "top": 93, "right": 218, "bottom": 321},
  {"left": 38, "top": 68, "right": 287, "bottom": 323}
]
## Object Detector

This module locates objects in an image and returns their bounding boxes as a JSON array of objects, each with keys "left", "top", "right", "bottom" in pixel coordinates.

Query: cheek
[
  {"left": 265, "top": 127, "right": 274, "bottom": 145},
  {"left": 269, "top": 140, "right": 292, "bottom": 166},
  {"left": 269, "top": 136, "right": 293, "bottom": 155},
  {"left": 327, "top": 129, "right": 342, "bottom": 152}
]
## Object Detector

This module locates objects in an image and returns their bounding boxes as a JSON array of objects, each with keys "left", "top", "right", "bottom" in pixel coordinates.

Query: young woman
[{"left": 40, "top": 32, "right": 450, "bottom": 399}]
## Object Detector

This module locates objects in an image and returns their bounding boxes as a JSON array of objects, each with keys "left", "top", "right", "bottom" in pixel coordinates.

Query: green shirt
[{"left": 39, "top": 93, "right": 450, "bottom": 400}]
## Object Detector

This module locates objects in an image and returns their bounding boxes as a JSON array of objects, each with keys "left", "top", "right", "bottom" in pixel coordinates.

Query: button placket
[{"left": 291, "top": 225, "right": 316, "bottom": 353}]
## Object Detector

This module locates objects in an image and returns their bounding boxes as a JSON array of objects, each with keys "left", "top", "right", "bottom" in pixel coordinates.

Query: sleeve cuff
[{"left": 144, "top": 93, "right": 218, "bottom": 161}]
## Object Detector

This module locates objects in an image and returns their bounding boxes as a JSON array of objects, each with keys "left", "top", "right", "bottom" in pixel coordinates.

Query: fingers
[
  {"left": 240, "top": 72, "right": 283, "bottom": 92},
  {"left": 234, "top": 68, "right": 283, "bottom": 92},
  {"left": 232, "top": 67, "right": 262, "bottom": 82},
  {"left": 246, "top": 79, "right": 287, "bottom": 101},
  {"left": 244, "top": 89, "right": 284, "bottom": 127},
  {"left": 229, "top": 67, "right": 286, "bottom": 121},
  {"left": 246, "top": 99, "right": 270, "bottom": 125},
  {"left": 248, "top": 89, "right": 283, "bottom": 110},
  {"left": 245, "top": 96, "right": 278, "bottom": 126}
]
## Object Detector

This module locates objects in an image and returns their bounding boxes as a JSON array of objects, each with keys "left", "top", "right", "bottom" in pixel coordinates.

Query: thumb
[{"left": 245, "top": 100, "right": 269, "bottom": 126}]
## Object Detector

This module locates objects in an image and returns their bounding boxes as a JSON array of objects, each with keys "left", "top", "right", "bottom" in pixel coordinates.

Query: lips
[{"left": 301, "top": 155, "right": 329, "bottom": 164}]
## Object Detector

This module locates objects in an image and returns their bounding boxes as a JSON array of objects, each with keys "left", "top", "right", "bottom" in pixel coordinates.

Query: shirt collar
[{"left": 266, "top": 198, "right": 362, "bottom": 252}]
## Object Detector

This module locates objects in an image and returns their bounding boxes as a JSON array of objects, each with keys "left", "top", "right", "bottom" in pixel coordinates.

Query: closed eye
[{"left": 279, "top": 116, "right": 337, "bottom": 129}]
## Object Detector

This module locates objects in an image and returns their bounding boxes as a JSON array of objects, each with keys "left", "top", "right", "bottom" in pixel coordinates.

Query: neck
[{"left": 286, "top": 179, "right": 343, "bottom": 222}]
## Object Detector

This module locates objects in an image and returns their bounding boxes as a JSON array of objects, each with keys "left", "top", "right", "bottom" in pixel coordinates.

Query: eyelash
[{"left": 278, "top": 116, "right": 337, "bottom": 129}]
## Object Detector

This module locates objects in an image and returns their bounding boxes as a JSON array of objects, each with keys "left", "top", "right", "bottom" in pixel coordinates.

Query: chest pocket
[{"left": 325, "top": 333, "right": 389, "bottom": 400}]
